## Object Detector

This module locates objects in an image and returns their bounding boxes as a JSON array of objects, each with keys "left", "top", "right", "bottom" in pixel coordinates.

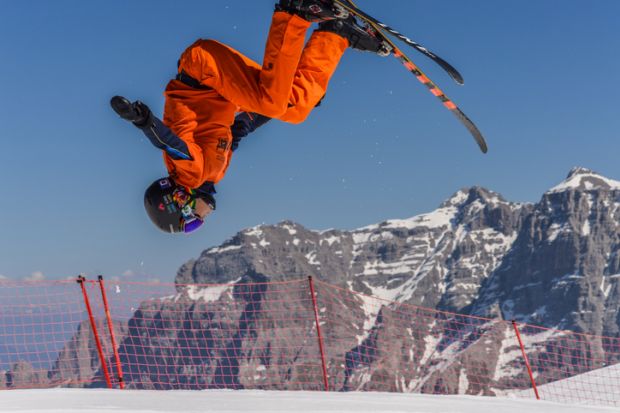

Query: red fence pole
[
  {"left": 97, "top": 276, "right": 125, "bottom": 389},
  {"left": 512, "top": 320, "right": 540, "bottom": 400},
  {"left": 77, "top": 275, "right": 113, "bottom": 389},
  {"left": 308, "top": 276, "right": 329, "bottom": 391}
]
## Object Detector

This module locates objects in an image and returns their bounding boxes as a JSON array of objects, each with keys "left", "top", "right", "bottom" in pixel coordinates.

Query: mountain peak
[
  {"left": 441, "top": 186, "right": 505, "bottom": 209},
  {"left": 547, "top": 167, "right": 620, "bottom": 194},
  {"left": 567, "top": 166, "right": 595, "bottom": 178}
]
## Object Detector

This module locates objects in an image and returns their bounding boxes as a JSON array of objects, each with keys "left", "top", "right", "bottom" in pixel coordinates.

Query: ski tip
[
  {"left": 431, "top": 55, "right": 464, "bottom": 85},
  {"left": 447, "top": 68, "right": 464, "bottom": 86},
  {"left": 475, "top": 133, "right": 488, "bottom": 153},
  {"left": 474, "top": 132, "right": 488, "bottom": 154}
]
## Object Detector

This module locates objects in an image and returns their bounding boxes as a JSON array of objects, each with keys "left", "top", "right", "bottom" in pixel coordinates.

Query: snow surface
[
  {"left": 281, "top": 223, "right": 298, "bottom": 235},
  {"left": 0, "top": 389, "right": 616, "bottom": 413},
  {"left": 186, "top": 284, "right": 233, "bottom": 303},
  {"left": 518, "top": 362, "right": 620, "bottom": 407},
  {"left": 547, "top": 169, "right": 620, "bottom": 193},
  {"left": 206, "top": 245, "right": 242, "bottom": 254}
]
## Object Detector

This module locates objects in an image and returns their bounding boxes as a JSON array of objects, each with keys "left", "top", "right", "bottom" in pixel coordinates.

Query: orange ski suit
[{"left": 162, "top": 11, "right": 348, "bottom": 189}]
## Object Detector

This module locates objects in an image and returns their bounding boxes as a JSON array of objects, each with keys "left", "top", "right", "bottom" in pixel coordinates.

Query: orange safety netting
[{"left": 0, "top": 277, "right": 618, "bottom": 407}]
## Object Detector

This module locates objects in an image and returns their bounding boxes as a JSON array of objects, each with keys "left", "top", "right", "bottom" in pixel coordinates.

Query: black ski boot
[
  {"left": 318, "top": 16, "right": 392, "bottom": 56},
  {"left": 277, "top": 0, "right": 349, "bottom": 22},
  {"left": 110, "top": 96, "right": 152, "bottom": 127}
]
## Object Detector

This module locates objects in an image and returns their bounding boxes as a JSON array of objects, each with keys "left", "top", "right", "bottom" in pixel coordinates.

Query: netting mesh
[
  {"left": 104, "top": 279, "right": 324, "bottom": 390},
  {"left": 0, "top": 280, "right": 109, "bottom": 388},
  {"left": 0, "top": 277, "right": 618, "bottom": 406}
]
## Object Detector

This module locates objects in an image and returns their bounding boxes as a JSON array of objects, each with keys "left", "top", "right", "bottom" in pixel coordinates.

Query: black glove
[{"left": 110, "top": 96, "right": 153, "bottom": 127}]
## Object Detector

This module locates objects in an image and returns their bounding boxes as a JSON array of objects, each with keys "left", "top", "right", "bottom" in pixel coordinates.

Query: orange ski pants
[{"left": 162, "top": 11, "right": 348, "bottom": 189}]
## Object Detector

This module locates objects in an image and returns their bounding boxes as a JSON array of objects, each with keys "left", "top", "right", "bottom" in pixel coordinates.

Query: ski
[
  {"left": 333, "top": 0, "right": 464, "bottom": 85},
  {"left": 336, "top": 0, "right": 488, "bottom": 154}
]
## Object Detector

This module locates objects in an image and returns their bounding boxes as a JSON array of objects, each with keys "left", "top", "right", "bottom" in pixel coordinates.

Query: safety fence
[{"left": 0, "top": 276, "right": 619, "bottom": 407}]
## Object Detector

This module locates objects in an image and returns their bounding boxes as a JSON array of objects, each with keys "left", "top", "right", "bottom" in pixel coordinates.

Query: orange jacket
[{"left": 162, "top": 11, "right": 347, "bottom": 189}]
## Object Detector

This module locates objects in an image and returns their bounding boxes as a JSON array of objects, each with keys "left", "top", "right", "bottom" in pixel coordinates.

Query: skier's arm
[
  {"left": 136, "top": 107, "right": 193, "bottom": 161},
  {"left": 230, "top": 96, "right": 326, "bottom": 150},
  {"left": 231, "top": 112, "right": 271, "bottom": 151}
]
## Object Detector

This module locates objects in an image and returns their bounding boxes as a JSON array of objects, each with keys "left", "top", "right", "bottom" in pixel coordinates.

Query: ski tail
[
  {"left": 339, "top": 0, "right": 488, "bottom": 154},
  {"left": 333, "top": 0, "right": 464, "bottom": 85}
]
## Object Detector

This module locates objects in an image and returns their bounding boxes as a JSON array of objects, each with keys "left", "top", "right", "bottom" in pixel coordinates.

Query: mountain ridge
[
  {"left": 3, "top": 167, "right": 619, "bottom": 392},
  {"left": 178, "top": 167, "right": 620, "bottom": 335}
]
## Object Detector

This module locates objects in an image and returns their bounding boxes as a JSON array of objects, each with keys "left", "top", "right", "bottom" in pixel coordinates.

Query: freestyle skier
[{"left": 111, "top": 0, "right": 390, "bottom": 234}]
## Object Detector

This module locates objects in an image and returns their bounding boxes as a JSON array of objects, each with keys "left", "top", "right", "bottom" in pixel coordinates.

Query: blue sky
[{"left": 1, "top": 1, "right": 619, "bottom": 281}]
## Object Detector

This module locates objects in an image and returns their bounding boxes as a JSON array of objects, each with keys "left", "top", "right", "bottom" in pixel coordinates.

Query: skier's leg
[
  {"left": 278, "top": 14, "right": 394, "bottom": 124},
  {"left": 178, "top": 11, "right": 311, "bottom": 119},
  {"left": 278, "top": 31, "right": 348, "bottom": 124}
]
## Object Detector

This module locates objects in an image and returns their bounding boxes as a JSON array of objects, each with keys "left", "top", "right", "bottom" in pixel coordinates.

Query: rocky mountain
[
  {"left": 1, "top": 361, "right": 48, "bottom": 389},
  {"left": 6, "top": 167, "right": 619, "bottom": 395},
  {"left": 471, "top": 167, "right": 620, "bottom": 335},
  {"left": 179, "top": 185, "right": 528, "bottom": 316},
  {"left": 0, "top": 319, "right": 128, "bottom": 390},
  {"left": 157, "top": 167, "right": 618, "bottom": 392},
  {"left": 180, "top": 167, "right": 620, "bottom": 336},
  {"left": 49, "top": 319, "right": 128, "bottom": 387}
]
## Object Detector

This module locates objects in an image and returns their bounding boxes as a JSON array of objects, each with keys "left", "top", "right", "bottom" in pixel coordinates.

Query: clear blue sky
[{"left": 1, "top": 1, "right": 619, "bottom": 281}]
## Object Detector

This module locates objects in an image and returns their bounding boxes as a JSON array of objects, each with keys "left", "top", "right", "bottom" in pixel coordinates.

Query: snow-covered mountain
[
  {"left": 180, "top": 167, "right": 620, "bottom": 335},
  {"left": 180, "top": 186, "right": 526, "bottom": 315},
  {"left": 161, "top": 167, "right": 619, "bottom": 393},
  {"left": 4, "top": 168, "right": 619, "bottom": 396},
  {"left": 471, "top": 167, "right": 620, "bottom": 335}
]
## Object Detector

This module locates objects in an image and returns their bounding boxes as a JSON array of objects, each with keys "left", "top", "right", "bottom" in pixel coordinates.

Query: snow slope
[
  {"left": 518, "top": 363, "right": 620, "bottom": 406},
  {"left": 0, "top": 389, "right": 616, "bottom": 413}
]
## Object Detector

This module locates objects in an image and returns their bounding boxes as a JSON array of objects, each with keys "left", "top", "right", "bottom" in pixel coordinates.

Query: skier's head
[{"left": 143, "top": 177, "right": 215, "bottom": 234}]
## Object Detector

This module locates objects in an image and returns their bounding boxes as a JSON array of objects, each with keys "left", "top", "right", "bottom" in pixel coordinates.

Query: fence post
[
  {"left": 97, "top": 276, "right": 125, "bottom": 389},
  {"left": 512, "top": 320, "right": 540, "bottom": 400},
  {"left": 308, "top": 276, "right": 329, "bottom": 391},
  {"left": 77, "top": 275, "right": 113, "bottom": 389}
]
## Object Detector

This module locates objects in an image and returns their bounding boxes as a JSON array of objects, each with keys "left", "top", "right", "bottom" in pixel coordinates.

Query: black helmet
[{"left": 143, "top": 177, "right": 205, "bottom": 234}]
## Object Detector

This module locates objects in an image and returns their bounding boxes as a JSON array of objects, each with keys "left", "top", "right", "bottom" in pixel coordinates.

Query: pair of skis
[{"left": 333, "top": 0, "right": 488, "bottom": 154}]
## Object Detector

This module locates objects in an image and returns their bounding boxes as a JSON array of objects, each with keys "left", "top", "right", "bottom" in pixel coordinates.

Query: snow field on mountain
[
  {"left": 0, "top": 389, "right": 617, "bottom": 413},
  {"left": 548, "top": 168, "right": 620, "bottom": 193}
]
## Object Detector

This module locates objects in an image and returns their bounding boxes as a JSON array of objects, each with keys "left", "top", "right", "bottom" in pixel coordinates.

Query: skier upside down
[{"left": 112, "top": 0, "right": 390, "bottom": 234}]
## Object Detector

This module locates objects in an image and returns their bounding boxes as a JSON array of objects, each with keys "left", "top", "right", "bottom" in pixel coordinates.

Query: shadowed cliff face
[{"left": 471, "top": 167, "right": 620, "bottom": 336}]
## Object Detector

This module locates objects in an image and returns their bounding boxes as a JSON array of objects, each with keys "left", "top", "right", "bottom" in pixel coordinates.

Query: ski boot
[
  {"left": 318, "top": 16, "right": 392, "bottom": 56},
  {"left": 110, "top": 96, "right": 152, "bottom": 128},
  {"left": 277, "top": 0, "right": 349, "bottom": 22}
]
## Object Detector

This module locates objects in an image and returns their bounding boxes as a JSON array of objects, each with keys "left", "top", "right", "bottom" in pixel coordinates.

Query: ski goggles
[
  {"left": 173, "top": 186, "right": 204, "bottom": 234},
  {"left": 182, "top": 214, "right": 204, "bottom": 234}
]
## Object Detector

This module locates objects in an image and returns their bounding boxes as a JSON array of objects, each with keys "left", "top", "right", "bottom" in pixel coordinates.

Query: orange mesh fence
[
  {"left": 312, "top": 279, "right": 513, "bottom": 394},
  {"left": 98, "top": 278, "right": 325, "bottom": 390},
  {"left": 515, "top": 323, "right": 620, "bottom": 406},
  {"left": 0, "top": 276, "right": 618, "bottom": 407},
  {"left": 0, "top": 279, "right": 110, "bottom": 388}
]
